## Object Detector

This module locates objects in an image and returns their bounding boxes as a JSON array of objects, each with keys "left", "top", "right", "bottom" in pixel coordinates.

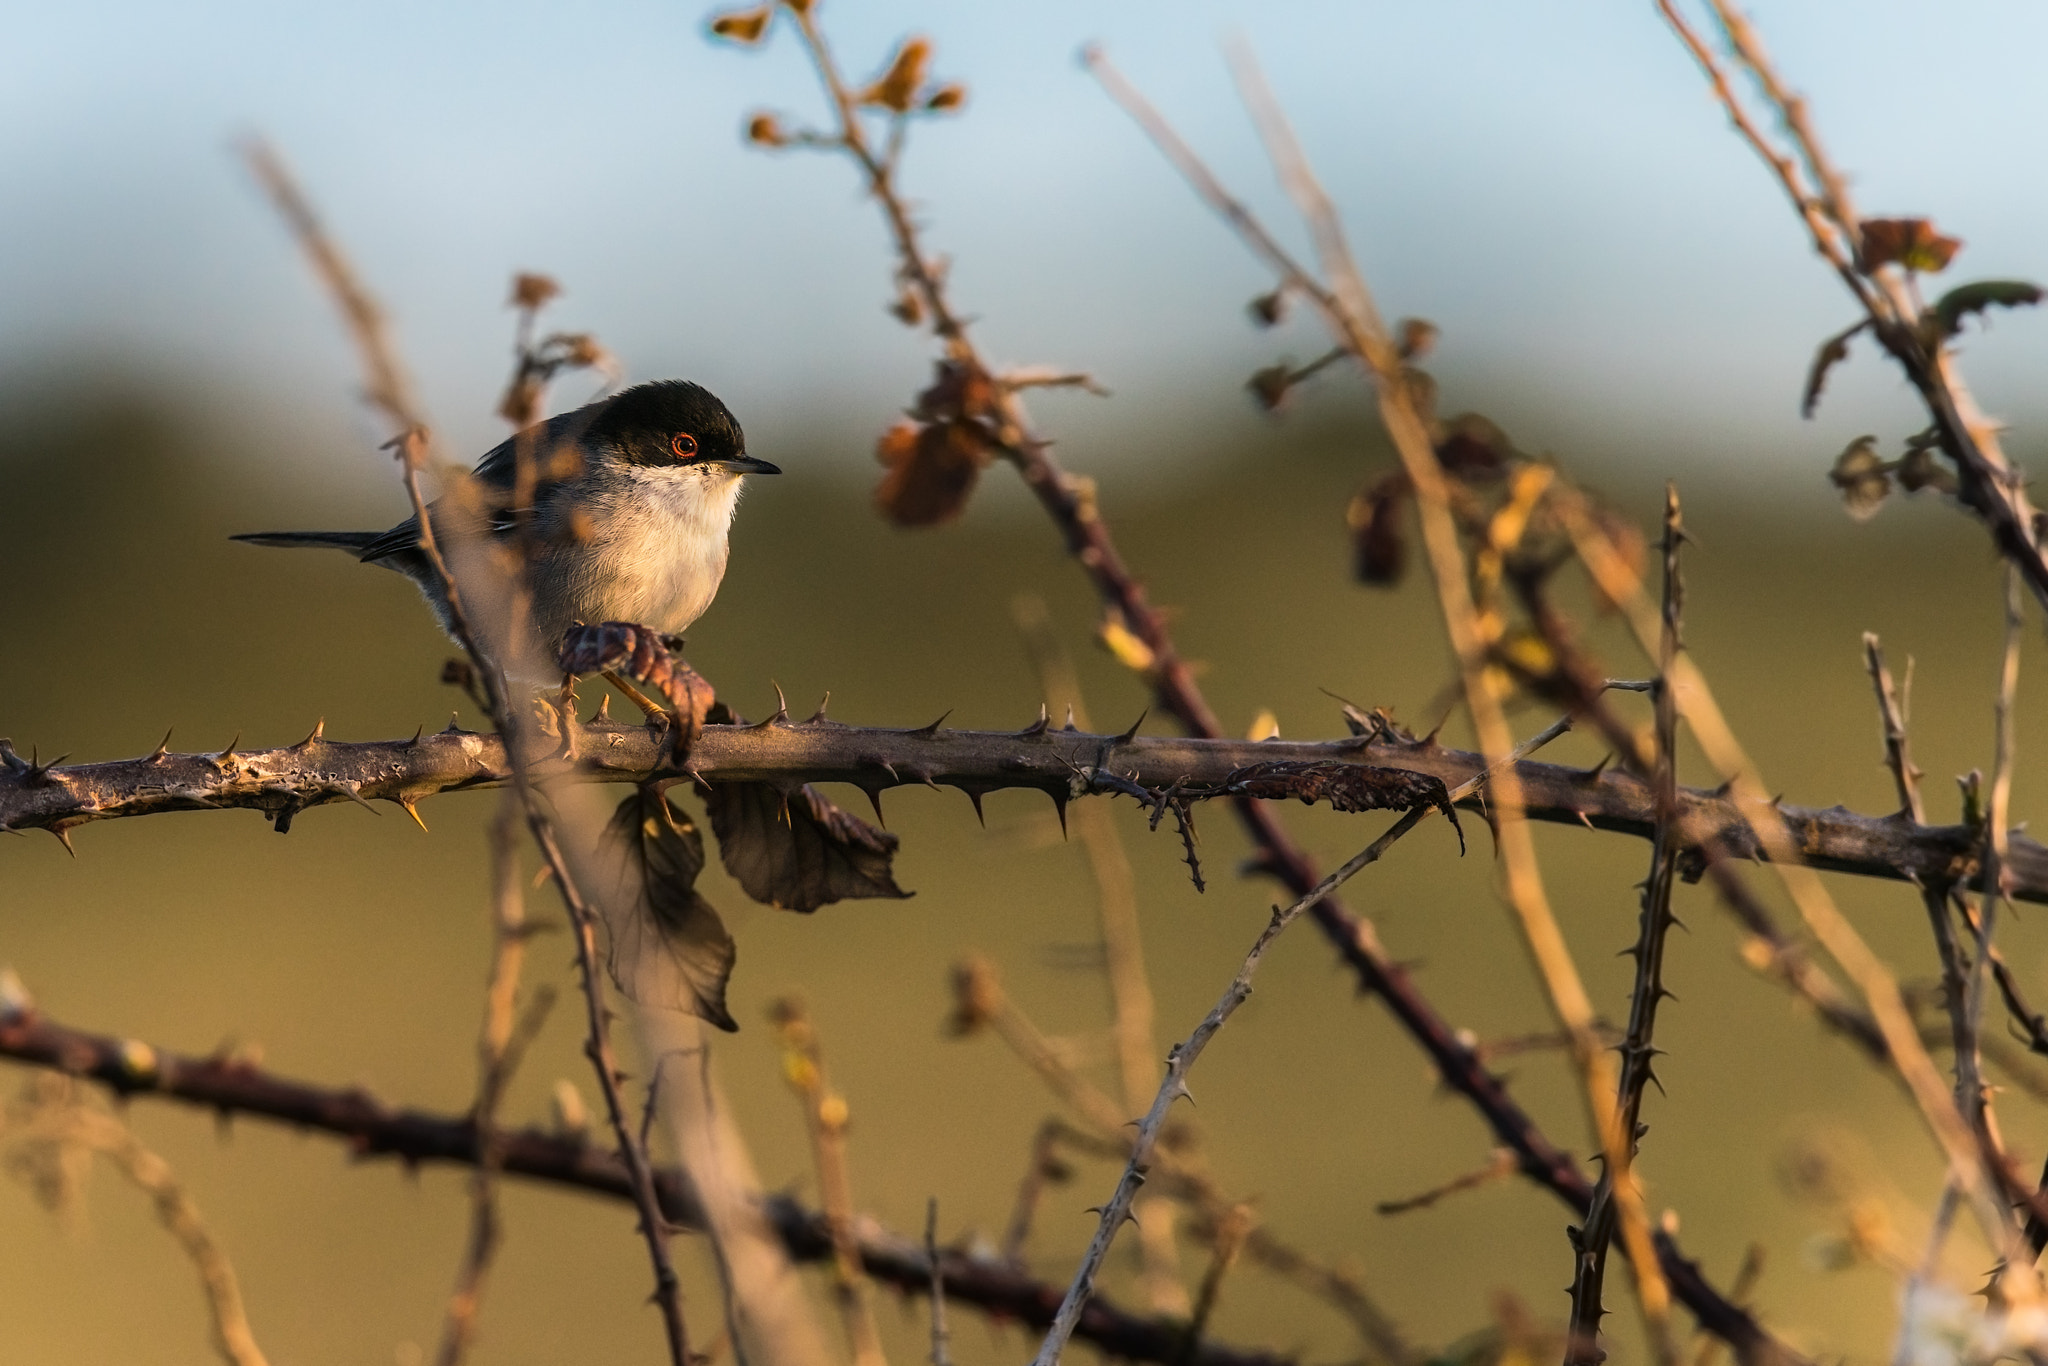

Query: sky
[{"left": 2, "top": 0, "right": 2044, "bottom": 485}]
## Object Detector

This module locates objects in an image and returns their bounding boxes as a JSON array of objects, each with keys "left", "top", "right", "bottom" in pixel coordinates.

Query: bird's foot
[{"left": 556, "top": 621, "right": 715, "bottom": 767}]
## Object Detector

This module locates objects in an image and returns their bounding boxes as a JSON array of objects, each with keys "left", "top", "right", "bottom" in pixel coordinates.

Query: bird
[{"left": 235, "top": 380, "right": 779, "bottom": 667}]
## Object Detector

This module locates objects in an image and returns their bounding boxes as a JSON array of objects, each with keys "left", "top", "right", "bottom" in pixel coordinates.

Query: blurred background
[{"left": 4, "top": 2, "right": 2048, "bottom": 1363}]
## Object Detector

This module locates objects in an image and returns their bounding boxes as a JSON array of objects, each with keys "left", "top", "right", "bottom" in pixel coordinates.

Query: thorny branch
[
  {"left": 1565, "top": 490, "right": 1689, "bottom": 1364},
  {"left": 0, "top": 1001, "right": 1285, "bottom": 1366},
  {"left": 8, "top": 722, "right": 2035, "bottom": 901}
]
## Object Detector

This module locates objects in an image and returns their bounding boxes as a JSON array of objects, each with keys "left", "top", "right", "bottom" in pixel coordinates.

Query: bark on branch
[
  {"left": 0, "top": 1004, "right": 1286, "bottom": 1366},
  {"left": 4, "top": 721, "right": 2034, "bottom": 902}
]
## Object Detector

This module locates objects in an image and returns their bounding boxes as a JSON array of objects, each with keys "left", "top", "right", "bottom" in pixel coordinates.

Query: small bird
[{"left": 236, "top": 380, "right": 778, "bottom": 662}]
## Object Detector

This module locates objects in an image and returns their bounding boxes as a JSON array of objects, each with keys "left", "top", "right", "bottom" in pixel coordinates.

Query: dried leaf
[
  {"left": 509, "top": 273, "right": 560, "bottom": 310},
  {"left": 1829, "top": 435, "right": 1891, "bottom": 522},
  {"left": 605, "top": 788, "right": 738, "bottom": 1030},
  {"left": 1247, "top": 290, "right": 1288, "bottom": 328},
  {"left": 873, "top": 360, "right": 1003, "bottom": 526},
  {"left": 745, "top": 112, "right": 787, "bottom": 147},
  {"left": 1226, "top": 761, "right": 1462, "bottom": 851},
  {"left": 861, "top": 37, "right": 933, "bottom": 113},
  {"left": 1801, "top": 319, "right": 1870, "bottom": 419},
  {"left": 1859, "top": 218, "right": 1962, "bottom": 274},
  {"left": 1435, "top": 413, "right": 1518, "bottom": 480},
  {"left": 1347, "top": 472, "right": 1412, "bottom": 585},
  {"left": 924, "top": 83, "right": 967, "bottom": 113},
  {"left": 1896, "top": 443, "right": 1959, "bottom": 495},
  {"left": 874, "top": 420, "right": 989, "bottom": 525},
  {"left": 1397, "top": 318, "right": 1439, "bottom": 361},
  {"left": 708, "top": 5, "right": 773, "bottom": 43},
  {"left": 707, "top": 782, "right": 910, "bottom": 913},
  {"left": 1247, "top": 364, "right": 1293, "bottom": 411},
  {"left": 1929, "top": 279, "right": 2043, "bottom": 340}
]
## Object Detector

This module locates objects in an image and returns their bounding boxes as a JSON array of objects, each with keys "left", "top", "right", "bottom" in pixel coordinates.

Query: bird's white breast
[{"left": 540, "top": 464, "right": 745, "bottom": 640}]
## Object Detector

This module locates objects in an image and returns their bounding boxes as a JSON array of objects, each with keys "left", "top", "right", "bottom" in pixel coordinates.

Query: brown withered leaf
[
  {"left": 875, "top": 420, "right": 990, "bottom": 525},
  {"left": 707, "top": 782, "right": 912, "bottom": 912},
  {"left": 1226, "top": 761, "right": 1462, "bottom": 851},
  {"left": 1435, "top": 412, "right": 1520, "bottom": 480},
  {"left": 874, "top": 359, "right": 1004, "bottom": 526},
  {"left": 707, "top": 5, "right": 772, "bottom": 43},
  {"left": 1859, "top": 218, "right": 1962, "bottom": 274},
  {"left": 605, "top": 788, "right": 738, "bottom": 1031},
  {"left": 1801, "top": 319, "right": 1871, "bottom": 419},
  {"left": 861, "top": 36, "right": 933, "bottom": 113},
  {"left": 1829, "top": 435, "right": 1891, "bottom": 521},
  {"left": 557, "top": 621, "right": 715, "bottom": 731},
  {"left": 1347, "top": 471, "right": 1412, "bottom": 585},
  {"left": 509, "top": 273, "right": 560, "bottom": 310}
]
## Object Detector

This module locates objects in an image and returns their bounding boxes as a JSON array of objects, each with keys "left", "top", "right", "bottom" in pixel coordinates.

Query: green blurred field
[{"left": 3, "top": 370, "right": 2045, "bottom": 1365}]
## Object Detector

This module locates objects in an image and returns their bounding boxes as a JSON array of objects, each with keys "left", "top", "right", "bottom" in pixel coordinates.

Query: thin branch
[
  {"left": 1375, "top": 1149, "right": 1517, "bottom": 1217},
  {"left": 3, "top": 1076, "right": 270, "bottom": 1366},
  {"left": 0, "top": 1003, "right": 1286, "bottom": 1366}
]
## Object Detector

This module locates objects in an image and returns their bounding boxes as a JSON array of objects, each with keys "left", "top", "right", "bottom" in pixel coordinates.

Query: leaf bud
[{"left": 746, "top": 112, "right": 787, "bottom": 147}]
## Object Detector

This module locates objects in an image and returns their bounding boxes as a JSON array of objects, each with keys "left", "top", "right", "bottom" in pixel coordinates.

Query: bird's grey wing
[{"left": 357, "top": 412, "right": 591, "bottom": 563}]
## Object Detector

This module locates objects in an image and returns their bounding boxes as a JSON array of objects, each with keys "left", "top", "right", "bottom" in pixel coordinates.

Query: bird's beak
[{"left": 716, "top": 455, "right": 781, "bottom": 475}]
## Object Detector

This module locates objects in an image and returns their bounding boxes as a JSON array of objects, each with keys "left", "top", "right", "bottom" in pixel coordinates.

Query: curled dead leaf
[
  {"left": 1829, "top": 435, "right": 1891, "bottom": 522},
  {"left": 924, "top": 83, "right": 967, "bottom": 113},
  {"left": 509, "top": 273, "right": 560, "bottom": 310},
  {"left": 605, "top": 788, "right": 738, "bottom": 1031},
  {"left": 874, "top": 360, "right": 1004, "bottom": 526},
  {"left": 1801, "top": 319, "right": 1870, "bottom": 419},
  {"left": 1859, "top": 218, "right": 1962, "bottom": 274},
  {"left": 1397, "top": 318, "right": 1439, "bottom": 361},
  {"left": 707, "top": 782, "right": 910, "bottom": 913},
  {"left": 1347, "top": 472, "right": 1412, "bottom": 586}
]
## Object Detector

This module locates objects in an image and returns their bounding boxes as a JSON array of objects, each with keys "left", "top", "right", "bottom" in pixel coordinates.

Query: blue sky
[{"left": 3, "top": 1, "right": 2043, "bottom": 483}]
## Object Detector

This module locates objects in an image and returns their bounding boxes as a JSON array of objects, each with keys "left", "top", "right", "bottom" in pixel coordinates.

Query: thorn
[
  {"left": 861, "top": 786, "right": 888, "bottom": 827},
  {"left": 1020, "top": 704, "right": 1050, "bottom": 738},
  {"left": 912, "top": 710, "right": 952, "bottom": 738},
  {"left": 964, "top": 788, "right": 986, "bottom": 827},
  {"left": 1049, "top": 790, "right": 1069, "bottom": 838},
  {"left": 444, "top": 713, "right": 463, "bottom": 734},
  {"left": 594, "top": 694, "right": 612, "bottom": 723},
  {"left": 406, "top": 723, "right": 424, "bottom": 747},
  {"left": 398, "top": 799, "right": 429, "bottom": 833},
  {"left": 47, "top": 826, "right": 76, "bottom": 857},
  {"left": 915, "top": 768, "right": 942, "bottom": 792},
  {"left": 1113, "top": 709, "right": 1148, "bottom": 744},
  {"left": 807, "top": 691, "right": 831, "bottom": 724},
  {"left": 1063, "top": 703, "right": 1077, "bottom": 731},
  {"left": 295, "top": 717, "right": 326, "bottom": 748},
  {"left": 1576, "top": 811, "right": 1596, "bottom": 831},
  {"left": 770, "top": 681, "right": 790, "bottom": 723},
  {"left": 1579, "top": 753, "right": 1613, "bottom": 782},
  {"left": 336, "top": 783, "right": 380, "bottom": 814},
  {"left": 148, "top": 729, "right": 173, "bottom": 762},
  {"left": 215, "top": 734, "right": 240, "bottom": 762}
]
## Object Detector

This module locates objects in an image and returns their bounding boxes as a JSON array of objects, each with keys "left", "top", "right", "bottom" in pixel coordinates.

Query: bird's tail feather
[{"left": 231, "top": 531, "right": 381, "bottom": 552}]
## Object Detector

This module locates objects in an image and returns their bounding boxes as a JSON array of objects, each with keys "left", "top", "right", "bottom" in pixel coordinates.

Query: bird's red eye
[{"left": 671, "top": 433, "right": 699, "bottom": 460}]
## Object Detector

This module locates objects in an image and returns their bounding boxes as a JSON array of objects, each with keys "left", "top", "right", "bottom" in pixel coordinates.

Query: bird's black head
[{"left": 586, "top": 380, "right": 779, "bottom": 475}]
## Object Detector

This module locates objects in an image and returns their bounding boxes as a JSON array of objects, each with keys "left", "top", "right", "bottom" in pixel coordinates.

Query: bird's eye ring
[{"left": 670, "top": 432, "right": 699, "bottom": 461}]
